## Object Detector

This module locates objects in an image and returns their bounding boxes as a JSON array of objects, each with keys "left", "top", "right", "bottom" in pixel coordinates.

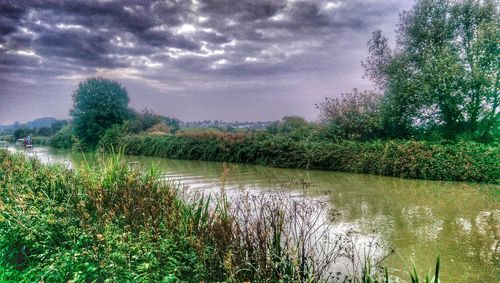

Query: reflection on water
[
  {"left": 7, "top": 145, "right": 500, "bottom": 282},
  {"left": 402, "top": 206, "right": 444, "bottom": 242}
]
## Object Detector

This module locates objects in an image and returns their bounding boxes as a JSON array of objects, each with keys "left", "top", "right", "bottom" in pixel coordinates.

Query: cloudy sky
[{"left": 0, "top": 0, "right": 413, "bottom": 124}]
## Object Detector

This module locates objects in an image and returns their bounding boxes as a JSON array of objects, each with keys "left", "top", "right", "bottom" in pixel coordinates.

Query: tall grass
[
  {"left": 0, "top": 150, "right": 445, "bottom": 282},
  {"left": 0, "top": 149, "right": 349, "bottom": 282}
]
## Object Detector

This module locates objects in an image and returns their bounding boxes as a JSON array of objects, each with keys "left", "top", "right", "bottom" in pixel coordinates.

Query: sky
[{"left": 0, "top": 0, "right": 414, "bottom": 124}]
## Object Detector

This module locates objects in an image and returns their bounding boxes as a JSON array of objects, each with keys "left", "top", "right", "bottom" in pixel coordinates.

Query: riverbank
[
  {"left": 4, "top": 147, "right": 499, "bottom": 281},
  {"left": 1, "top": 149, "right": 404, "bottom": 282},
  {"left": 118, "top": 134, "right": 499, "bottom": 183}
]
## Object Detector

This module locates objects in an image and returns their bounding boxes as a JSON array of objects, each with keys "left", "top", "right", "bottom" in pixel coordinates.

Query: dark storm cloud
[
  {"left": 0, "top": 0, "right": 196, "bottom": 72},
  {"left": 199, "top": 0, "right": 287, "bottom": 21},
  {"left": 34, "top": 29, "right": 120, "bottom": 68},
  {"left": 0, "top": 0, "right": 414, "bottom": 124},
  {"left": 0, "top": 3, "right": 26, "bottom": 37},
  {"left": 0, "top": 0, "right": 406, "bottom": 74},
  {"left": 0, "top": 51, "right": 37, "bottom": 67}
]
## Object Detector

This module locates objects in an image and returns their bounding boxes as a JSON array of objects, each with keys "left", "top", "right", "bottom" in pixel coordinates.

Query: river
[{"left": 8, "top": 145, "right": 499, "bottom": 282}]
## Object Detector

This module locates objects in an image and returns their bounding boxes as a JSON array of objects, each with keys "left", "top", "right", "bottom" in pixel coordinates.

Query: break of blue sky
[{"left": 0, "top": 0, "right": 413, "bottom": 124}]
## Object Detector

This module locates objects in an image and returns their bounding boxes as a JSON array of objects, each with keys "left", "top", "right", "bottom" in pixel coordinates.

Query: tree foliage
[
  {"left": 98, "top": 124, "right": 126, "bottom": 151},
  {"left": 49, "top": 125, "right": 75, "bottom": 149},
  {"left": 35, "top": 121, "right": 68, "bottom": 137},
  {"left": 363, "top": 0, "right": 499, "bottom": 141},
  {"left": 129, "top": 108, "right": 180, "bottom": 134},
  {"left": 266, "top": 116, "right": 313, "bottom": 138},
  {"left": 70, "top": 77, "right": 130, "bottom": 147},
  {"left": 316, "top": 89, "right": 383, "bottom": 140}
]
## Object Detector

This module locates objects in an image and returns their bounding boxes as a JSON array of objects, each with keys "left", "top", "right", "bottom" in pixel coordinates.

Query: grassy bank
[
  {"left": 119, "top": 133, "right": 499, "bottom": 183},
  {"left": 0, "top": 150, "right": 445, "bottom": 282},
  {"left": 0, "top": 150, "right": 371, "bottom": 282}
]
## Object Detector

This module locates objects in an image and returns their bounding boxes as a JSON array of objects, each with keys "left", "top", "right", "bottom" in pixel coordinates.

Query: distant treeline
[
  {"left": 0, "top": 117, "right": 64, "bottom": 132},
  {"left": 0, "top": 119, "right": 67, "bottom": 141}
]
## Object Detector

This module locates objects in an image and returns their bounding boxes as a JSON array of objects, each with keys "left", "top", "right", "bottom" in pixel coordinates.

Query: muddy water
[{"left": 10, "top": 146, "right": 499, "bottom": 282}]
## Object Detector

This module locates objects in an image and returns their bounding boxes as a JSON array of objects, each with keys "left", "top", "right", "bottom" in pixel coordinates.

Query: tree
[
  {"left": 129, "top": 108, "right": 162, "bottom": 133},
  {"left": 35, "top": 121, "right": 67, "bottom": 137},
  {"left": 129, "top": 108, "right": 180, "bottom": 134},
  {"left": 70, "top": 77, "right": 130, "bottom": 147},
  {"left": 13, "top": 128, "right": 30, "bottom": 140},
  {"left": 266, "top": 116, "right": 310, "bottom": 135},
  {"left": 163, "top": 116, "right": 180, "bottom": 134},
  {"left": 363, "top": 0, "right": 499, "bottom": 140},
  {"left": 316, "top": 89, "right": 383, "bottom": 140},
  {"left": 36, "top": 127, "right": 52, "bottom": 137},
  {"left": 98, "top": 124, "right": 126, "bottom": 151},
  {"left": 49, "top": 125, "right": 75, "bottom": 149},
  {"left": 281, "top": 116, "right": 309, "bottom": 133}
]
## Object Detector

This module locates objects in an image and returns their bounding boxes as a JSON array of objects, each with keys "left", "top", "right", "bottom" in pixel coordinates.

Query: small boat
[{"left": 16, "top": 138, "right": 34, "bottom": 149}]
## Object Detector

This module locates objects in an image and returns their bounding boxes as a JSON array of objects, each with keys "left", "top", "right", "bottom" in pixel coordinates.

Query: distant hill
[{"left": 0, "top": 117, "right": 66, "bottom": 133}]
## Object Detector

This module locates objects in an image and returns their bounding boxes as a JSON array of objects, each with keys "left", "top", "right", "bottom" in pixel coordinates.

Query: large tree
[
  {"left": 70, "top": 77, "right": 130, "bottom": 147},
  {"left": 363, "top": 0, "right": 498, "bottom": 140}
]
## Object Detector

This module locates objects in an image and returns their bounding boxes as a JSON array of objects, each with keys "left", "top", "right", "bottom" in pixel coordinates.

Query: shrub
[
  {"left": 49, "top": 125, "right": 74, "bottom": 149},
  {"left": 129, "top": 108, "right": 180, "bottom": 134},
  {"left": 120, "top": 134, "right": 499, "bottom": 183},
  {"left": 98, "top": 124, "right": 126, "bottom": 151},
  {"left": 316, "top": 89, "right": 383, "bottom": 141}
]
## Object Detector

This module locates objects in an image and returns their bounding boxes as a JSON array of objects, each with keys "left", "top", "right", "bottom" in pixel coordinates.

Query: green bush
[
  {"left": 98, "top": 124, "right": 126, "bottom": 151},
  {"left": 129, "top": 108, "right": 180, "bottom": 134},
  {"left": 0, "top": 135, "right": 14, "bottom": 143},
  {"left": 49, "top": 125, "right": 74, "bottom": 149},
  {"left": 32, "top": 136, "right": 49, "bottom": 146},
  {"left": 120, "top": 134, "right": 499, "bottom": 183},
  {"left": 0, "top": 151, "right": 206, "bottom": 281}
]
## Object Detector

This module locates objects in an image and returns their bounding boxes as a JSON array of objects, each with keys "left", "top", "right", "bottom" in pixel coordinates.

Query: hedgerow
[{"left": 119, "top": 134, "right": 499, "bottom": 183}]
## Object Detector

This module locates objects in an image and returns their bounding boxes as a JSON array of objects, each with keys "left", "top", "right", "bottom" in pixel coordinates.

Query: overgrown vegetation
[
  {"left": 11, "top": 120, "right": 67, "bottom": 140},
  {"left": 316, "top": 90, "right": 383, "bottom": 141},
  {"left": 0, "top": 150, "right": 444, "bottom": 282},
  {"left": 0, "top": 121, "right": 67, "bottom": 146},
  {"left": 129, "top": 108, "right": 180, "bottom": 135},
  {"left": 49, "top": 125, "right": 75, "bottom": 149},
  {"left": 120, "top": 133, "right": 499, "bottom": 183}
]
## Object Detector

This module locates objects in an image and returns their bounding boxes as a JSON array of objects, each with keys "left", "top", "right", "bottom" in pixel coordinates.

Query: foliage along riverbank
[
  {"left": 0, "top": 149, "right": 329, "bottom": 282},
  {"left": 118, "top": 133, "right": 500, "bottom": 184},
  {"left": 0, "top": 149, "right": 445, "bottom": 282}
]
